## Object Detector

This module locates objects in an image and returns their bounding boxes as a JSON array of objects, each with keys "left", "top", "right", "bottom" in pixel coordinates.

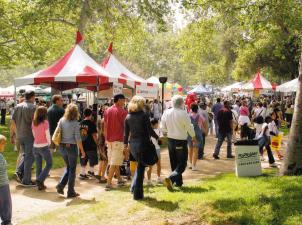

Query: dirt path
[{"left": 10, "top": 135, "right": 285, "bottom": 223}]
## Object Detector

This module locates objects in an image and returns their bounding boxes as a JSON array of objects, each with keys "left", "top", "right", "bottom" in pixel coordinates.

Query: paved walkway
[{"left": 10, "top": 135, "right": 285, "bottom": 223}]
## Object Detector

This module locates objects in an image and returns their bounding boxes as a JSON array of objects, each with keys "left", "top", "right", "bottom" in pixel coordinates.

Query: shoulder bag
[{"left": 52, "top": 119, "right": 62, "bottom": 146}]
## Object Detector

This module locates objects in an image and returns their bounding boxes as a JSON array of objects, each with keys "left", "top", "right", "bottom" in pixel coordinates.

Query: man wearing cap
[
  {"left": 103, "top": 94, "right": 128, "bottom": 190},
  {"left": 10, "top": 91, "right": 36, "bottom": 186}
]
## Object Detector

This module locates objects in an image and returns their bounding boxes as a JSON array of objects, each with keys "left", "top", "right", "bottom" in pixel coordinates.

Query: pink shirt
[
  {"left": 239, "top": 106, "right": 249, "bottom": 116},
  {"left": 32, "top": 121, "right": 51, "bottom": 147},
  {"left": 104, "top": 105, "right": 128, "bottom": 142}
]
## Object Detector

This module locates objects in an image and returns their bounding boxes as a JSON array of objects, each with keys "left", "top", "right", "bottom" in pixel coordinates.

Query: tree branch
[{"left": 48, "top": 18, "right": 76, "bottom": 27}]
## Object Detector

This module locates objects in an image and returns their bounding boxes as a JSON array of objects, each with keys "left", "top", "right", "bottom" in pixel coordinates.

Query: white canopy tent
[
  {"left": 221, "top": 82, "right": 244, "bottom": 92},
  {"left": 276, "top": 78, "right": 298, "bottom": 92}
]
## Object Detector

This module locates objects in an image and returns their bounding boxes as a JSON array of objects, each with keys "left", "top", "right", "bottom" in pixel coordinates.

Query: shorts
[
  {"left": 80, "top": 150, "right": 98, "bottom": 167},
  {"left": 187, "top": 135, "right": 203, "bottom": 149},
  {"left": 107, "top": 141, "right": 124, "bottom": 166}
]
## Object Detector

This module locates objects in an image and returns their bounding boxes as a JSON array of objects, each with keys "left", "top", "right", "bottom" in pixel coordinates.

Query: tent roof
[
  {"left": 221, "top": 82, "right": 244, "bottom": 92},
  {"left": 146, "top": 76, "right": 160, "bottom": 84},
  {"left": 276, "top": 78, "right": 298, "bottom": 92},
  {"left": 241, "top": 72, "right": 275, "bottom": 90},
  {"left": 15, "top": 45, "right": 113, "bottom": 88},
  {"left": 101, "top": 54, "right": 154, "bottom": 88},
  {"left": 188, "top": 85, "right": 210, "bottom": 94},
  {"left": 15, "top": 45, "right": 149, "bottom": 91}
]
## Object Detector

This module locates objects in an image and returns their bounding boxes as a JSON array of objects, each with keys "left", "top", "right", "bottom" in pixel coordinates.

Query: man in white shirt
[{"left": 161, "top": 95, "right": 195, "bottom": 191}]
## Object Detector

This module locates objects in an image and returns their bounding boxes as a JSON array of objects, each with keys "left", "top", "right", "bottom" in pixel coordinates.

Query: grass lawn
[
  {"left": 21, "top": 170, "right": 302, "bottom": 225},
  {"left": 0, "top": 119, "right": 65, "bottom": 179}
]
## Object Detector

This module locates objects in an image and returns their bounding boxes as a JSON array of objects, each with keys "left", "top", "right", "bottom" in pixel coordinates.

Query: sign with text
[
  {"left": 113, "top": 83, "right": 123, "bottom": 96},
  {"left": 136, "top": 85, "right": 158, "bottom": 99},
  {"left": 235, "top": 145, "right": 262, "bottom": 177}
]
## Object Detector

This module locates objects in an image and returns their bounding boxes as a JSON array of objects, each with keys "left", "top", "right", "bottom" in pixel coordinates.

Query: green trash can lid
[{"left": 234, "top": 140, "right": 258, "bottom": 146}]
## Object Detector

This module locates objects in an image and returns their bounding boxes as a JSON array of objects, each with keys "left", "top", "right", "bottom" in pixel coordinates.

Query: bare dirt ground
[{"left": 10, "top": 135, "right": 286, "bottom": 223}]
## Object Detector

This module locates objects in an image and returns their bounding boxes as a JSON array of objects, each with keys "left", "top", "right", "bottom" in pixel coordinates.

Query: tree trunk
[
  {"left": 281, "top": 54, "right": 302, "bottom": 175},
  {"left": 78, "top": 0, "right": 90, "bottom": 48}
]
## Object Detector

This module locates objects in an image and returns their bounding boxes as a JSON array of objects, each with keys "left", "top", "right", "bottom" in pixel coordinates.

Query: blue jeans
[
  {"left": 214, "top": 119, "right": 219, "bottom": 138},
  {"left": 57, "top": 144, "right": 78, "bottom": 195},
  {"left": 214, "top": 132, "right": 232, "bottom": 157},
  {"left": 18, "top": 137, "right": 34, "bottom": 184},
  {"left": 198, "top": 133, "right": 206, "bottom": 159},
  {"left": 130, "top": 139, "right": 146, "bottom": 200},
  {"left": 167, "top": 138, "right": 188, "bottom": 187},
  {"left": 0, "top": 185, "right": 12, "bottom": 225},
  {"left": 34, "top": 146, "right": 53, "bottom": 183}
]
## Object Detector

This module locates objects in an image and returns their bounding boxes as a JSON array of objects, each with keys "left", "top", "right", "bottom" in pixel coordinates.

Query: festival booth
[
  {"left": 14, "top": 33, "right": 155, "bottom": 104},
  {"left": 241, "top": 72, "right": 276, "bottom": 97},
  {"left": 221, "top": 82, "right": 244, "bottom": 93},
  {"left": 101, "top": 44, "right": 158, "bottom": 99},
  {"left": 276, "top": 78, "right": 298, "bottom": 93},
  {"left": 188, "top": 85, "right": 210, "bottom": 95}
]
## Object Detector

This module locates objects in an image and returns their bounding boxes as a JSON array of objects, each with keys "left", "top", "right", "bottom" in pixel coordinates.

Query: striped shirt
[{"left": 0, "top": 153, "right": 9, "bottom": 187}]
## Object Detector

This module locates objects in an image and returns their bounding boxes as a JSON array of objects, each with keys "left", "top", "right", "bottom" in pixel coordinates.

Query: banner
[
  {"left": 136, "top": 85, "right": 158, "bottom": 99},
  {"left": 113, "top": 83, "right": 123, "bottom": 96}
]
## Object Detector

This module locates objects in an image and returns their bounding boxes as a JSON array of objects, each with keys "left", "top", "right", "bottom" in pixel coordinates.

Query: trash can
[{"left": 234, "top": 140, "right": 262, "bottom": 177}]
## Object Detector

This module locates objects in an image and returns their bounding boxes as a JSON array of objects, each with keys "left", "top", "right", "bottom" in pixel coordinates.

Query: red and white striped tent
[
  {"left": 101, "top": 43, "right": 155, "bottom": 88},
  {"left": 14, "top": 45, "right": 131, "bottom": 91},
  {"left": 15, "top": 34, "right": 154, "bottom": 91},
  {"left": 241, "top": 72, "right": 276, "bottom": 91}
]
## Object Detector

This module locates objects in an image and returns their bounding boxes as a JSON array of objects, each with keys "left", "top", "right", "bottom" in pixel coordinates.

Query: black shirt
[
  {"left": 217, "top": 107, "right": 233, "bottom": 134},
  {"left": 80, "top": 119, "right": 97, "bottom": 151},
  {"left": 47, "top": 105, "right": 65, "bottom": 136},
  {"left": 124, "top": 111, "right": 158, "bottom": 145}
]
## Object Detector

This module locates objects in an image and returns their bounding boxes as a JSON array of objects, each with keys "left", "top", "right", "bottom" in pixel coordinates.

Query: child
[
  {"left": 97, "top": 118, "right": 108, "bottom": 183},
  {"left": 32, "top": 106, "right": 53, "bottom": 190},
  {"left": 0, "top": 135, "right": 12, "bottom": 225},
  {"left": 146, "top": 118, "right": 163, "bottom": 185},
  {"left": 269, "top": 112, "right": 283, "bottom": 160},
  {"left": 79, "top": 108, "right": 98, "bottom": 180},
  {"left": 258, "top": 116, "right": 277, "bottom": 167}
]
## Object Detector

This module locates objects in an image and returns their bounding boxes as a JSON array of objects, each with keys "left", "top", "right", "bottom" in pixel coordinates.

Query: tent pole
[{"left": 14, "top": 80, "right": 17, "bottom": 106}]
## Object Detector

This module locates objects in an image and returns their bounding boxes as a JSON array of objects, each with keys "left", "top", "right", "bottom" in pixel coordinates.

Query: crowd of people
[{"left": 0, "top": 90, "right": 294, "bottom": 225}]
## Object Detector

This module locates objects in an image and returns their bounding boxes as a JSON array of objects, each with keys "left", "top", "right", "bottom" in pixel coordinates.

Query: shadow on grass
[
  {"left": 140, "top": 197, "right": 179, "bottom": 212},
  {"left": 66, "top": 197, "right": 98, "bottom": 206}
]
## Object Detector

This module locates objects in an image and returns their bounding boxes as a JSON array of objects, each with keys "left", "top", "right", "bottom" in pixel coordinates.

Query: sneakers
[
  {"left": 213, "top": 154, "right": 220, "bottom": 160},
  {"left": 20, "top": 181, "right": 37, "bottom": 187},
  {"left": 227, "top": 155, "right": 235, "bottom": 159},
  {"left": 98, "top": 178, "right": 107, "bottom": 184},
  {"left": 105, "top": 184, "right": 113, "bottom": 191},
  {"left": 269, "top": 163, "right": 278, "bottom": 168},
  {"left": 56, "top": 185, "right": 64, "bottom": 195},
  {"left": 188, "top": 163, "right": 192, "bottom": 169},
  {"left": 87, "top": 171, "right": 95, "bottom": 177},
  {"left": 79, "top": 174, "right": 89, "bottom": 180},
  {"left": 14, "top": 172, "right": 22, "bottom": 183},
  {"left": 163, "top": 178, "right": 173, "bottom": 192},
  {"left": 260, "top": 156, "right": 265, "bottom": 161},
  {"left": 67, "top": 192, "right": 80, "bottom": 198},
  {"left": 36, "top": 180, "right": 47, "bottom": 191},
  {"left": 117, "top": 180, "right": 126, "bottom": 187}
]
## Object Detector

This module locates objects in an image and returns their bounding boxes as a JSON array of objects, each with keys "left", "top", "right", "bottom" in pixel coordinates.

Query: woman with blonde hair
[
  {"left": 32, "top": 106, "right": 52, "bottom": 190},
  {"left": 56, "top": 103, "right": 85, "bottom": 198},
  {"left": 124, "top": 96, "right": 159, "bottom": 200}
]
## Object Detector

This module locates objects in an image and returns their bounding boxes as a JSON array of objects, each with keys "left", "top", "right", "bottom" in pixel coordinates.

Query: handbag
[
  {"left": 253, "top": 109, "right": 264, "bottom": 124},
  {"left": 141, "top": 139, "right": 158, "bottom": 166},
  {"left": 52, "top": 119, "right": 62, "bottom": 146}
]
